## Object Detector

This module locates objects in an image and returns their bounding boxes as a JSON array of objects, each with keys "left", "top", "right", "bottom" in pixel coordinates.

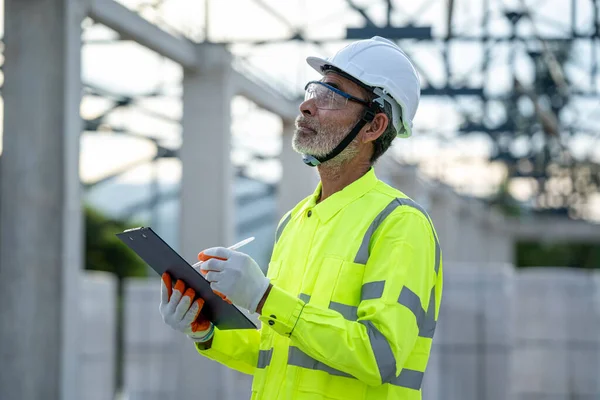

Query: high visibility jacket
[{"left": 197, "top": 168, "right": 443, "bottom": 399}]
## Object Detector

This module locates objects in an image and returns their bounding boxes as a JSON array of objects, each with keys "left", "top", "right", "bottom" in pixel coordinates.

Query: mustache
[{"left": 295, "top": 116, "right": 319, "bottom": 132}]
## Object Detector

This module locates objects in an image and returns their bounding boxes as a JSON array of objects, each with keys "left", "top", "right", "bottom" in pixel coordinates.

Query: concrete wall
[
  {"left": 79, "top": 272, "right": 117, "bottom": 400},
  {"left": 78, "top": 265, "right": 600, "bottom": 400},
  {"left": 511, "top": 268, "right": 600, "bottom": 399},
  {"left": 423, "top": 262, "right": 516, "bottom": 400},
  {"left": 424, "top": 264, "right": 600, "bottom": 400},
  {"left": 121, "top": 278, "right": 252, "bottom": 400}
]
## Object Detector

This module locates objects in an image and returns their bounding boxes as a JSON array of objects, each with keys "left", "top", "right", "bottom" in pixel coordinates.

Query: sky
[{"left": 1, "top": 0, "right": 599, "bottom": 219}]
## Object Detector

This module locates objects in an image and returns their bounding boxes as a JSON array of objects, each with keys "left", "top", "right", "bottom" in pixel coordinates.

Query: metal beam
[
  {"left": 86, "top": 4, "right": 300, "bottom": 119},
  {"left": 421, "top": 86, "right": 484, "bottom": 96},
  {"left": 88, "top": 0, "right": 198, "bottom": 69},
  {"left": 346, "top": 26, "right": 432, "bottom": 40},
  {"left": 232, "top": 70, "right": 299, "bottom": 120},
  {"left": 345, "top": 0, "right": 377, "bottom": 27},
  {"left": 225, "top": 34, "right": 597, "bottom": 46},
  {"left": 506, "top": 216, "right": 600, "bottom": 241}
]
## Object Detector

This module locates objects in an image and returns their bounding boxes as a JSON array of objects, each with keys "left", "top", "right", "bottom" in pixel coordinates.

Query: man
[{"left": 160, "top": 36, "right": 443, "bottom": 399}]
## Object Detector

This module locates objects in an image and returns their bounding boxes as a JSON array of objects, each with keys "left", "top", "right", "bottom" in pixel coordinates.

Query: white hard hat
[{"left": 306, "top": 36, "right": 420, "bottom": 138}]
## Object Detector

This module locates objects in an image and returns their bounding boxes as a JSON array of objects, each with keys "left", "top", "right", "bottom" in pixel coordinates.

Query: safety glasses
[{"left": 304, "top": 81, "right": 371, "bottom": 110}]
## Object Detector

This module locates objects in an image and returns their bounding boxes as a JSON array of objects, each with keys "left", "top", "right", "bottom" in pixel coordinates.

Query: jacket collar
[{"left": 297, "top": 167, "right": 379, "bottom": 224}]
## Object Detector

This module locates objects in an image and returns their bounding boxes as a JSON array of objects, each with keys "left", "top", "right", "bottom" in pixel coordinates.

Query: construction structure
[
  {"left": 1, "top": 1, "right": 599, "bottom": 399},
  {"left": 76, "top": 0, "right": 600, "bottom": 223}
]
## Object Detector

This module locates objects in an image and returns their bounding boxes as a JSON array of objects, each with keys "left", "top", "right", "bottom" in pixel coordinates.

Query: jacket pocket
[
  {"left": 309, "top": 258, "right": 365, "bottom": 319},
  {"left": 296, "top": 369, "right": 367, "bottom": 400},
  {"left": 266, "top": 260, "right": 282, "bottom": 282},
  {"left": 330, "top": 261, "right": 365, "bottom": 310}
]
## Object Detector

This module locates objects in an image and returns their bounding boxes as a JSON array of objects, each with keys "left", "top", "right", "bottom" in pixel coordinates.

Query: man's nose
[{"left": 300, "top": 98, "right": 317, "bottom": 116}]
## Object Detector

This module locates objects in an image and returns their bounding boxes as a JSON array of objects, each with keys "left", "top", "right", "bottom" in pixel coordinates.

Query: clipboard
[{"left": 116, "top": 226, "right": 257, "bottom": 330}]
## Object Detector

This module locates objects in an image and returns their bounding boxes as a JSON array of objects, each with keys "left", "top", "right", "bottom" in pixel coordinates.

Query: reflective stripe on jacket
[{"left": 197, "top": 167, "right": 443, "bottom": 400}]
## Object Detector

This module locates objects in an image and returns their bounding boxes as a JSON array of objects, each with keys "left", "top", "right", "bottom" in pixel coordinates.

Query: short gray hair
[{"left": 360, "top": 88, "right": 396, "bottom": 164}]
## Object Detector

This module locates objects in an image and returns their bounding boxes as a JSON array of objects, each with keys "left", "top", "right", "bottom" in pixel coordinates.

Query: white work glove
[
  {"left": 199, "top": 247, "right": 270, "bottom": 313},
  {"left": 159, "top": 272, "right": 214, "bottom": 342}
]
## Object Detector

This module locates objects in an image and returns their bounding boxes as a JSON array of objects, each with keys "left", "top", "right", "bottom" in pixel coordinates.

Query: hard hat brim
[{"left": 306, "top": 56, "right": 331, "bottom": 77}]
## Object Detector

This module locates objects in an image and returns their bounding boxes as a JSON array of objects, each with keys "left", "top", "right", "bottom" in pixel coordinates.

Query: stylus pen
[
  {"left": 227, "top": 236, "right": 255, "bottom": 251},
  {"left": 191, "top": 236, "right": 255, "bottom": 269}
]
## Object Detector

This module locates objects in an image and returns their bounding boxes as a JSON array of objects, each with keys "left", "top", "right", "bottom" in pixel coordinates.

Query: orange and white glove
[
  {"left": 199, "top": 247, "right": 270, "bottom": 313},
  {"left": 159, "top": 272, "right": 214, "bottom": 342}
]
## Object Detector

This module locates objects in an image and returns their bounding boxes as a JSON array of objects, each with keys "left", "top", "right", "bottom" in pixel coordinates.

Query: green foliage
[
  {"left": 490, "top": 179, "right": 524, "bottom": 218},
  {"left": 84, "top": 205, "right": 150, "bottom": 391},
  {"left": 516, "top": 241, "right": 600, "bottom": 269},
  {"left": 84, "top": 205, "right": 148, "bottom": 278}
]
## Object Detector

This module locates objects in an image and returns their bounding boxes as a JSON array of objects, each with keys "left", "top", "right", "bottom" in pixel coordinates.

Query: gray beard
[{"left": 292, "top": 116, "right": 360, "bottom": 167}]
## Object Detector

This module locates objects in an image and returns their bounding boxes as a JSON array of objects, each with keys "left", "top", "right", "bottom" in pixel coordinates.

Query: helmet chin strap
[{"left": 302, "top": 109, "right": 376, "bottom": 167}]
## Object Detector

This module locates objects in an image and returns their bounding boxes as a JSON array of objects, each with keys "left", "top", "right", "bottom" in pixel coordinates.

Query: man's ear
[{"left": 362, "top": 113, "right": 389, "bottom": 143}]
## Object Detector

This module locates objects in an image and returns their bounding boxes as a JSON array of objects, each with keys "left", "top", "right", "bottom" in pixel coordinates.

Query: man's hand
[
  {"left": 159, "top": 272, "right": 214, "bottom": 342},
  {"left": 199, "top": 247, "right": 270, "bottom": 313}
]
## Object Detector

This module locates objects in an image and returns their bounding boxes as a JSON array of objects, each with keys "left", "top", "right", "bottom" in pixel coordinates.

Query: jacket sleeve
[
  {"left": 195, "top": 328, "right": 261, "bottom": 375},
  {"left": 193, "top": 210, "right": 297, "bottom": 376},
  {"left": 258, "top": 208, "right": 440, "bottom": 386}
]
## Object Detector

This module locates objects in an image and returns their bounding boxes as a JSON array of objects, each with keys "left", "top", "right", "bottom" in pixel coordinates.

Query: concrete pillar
[
  {"left": 429, "top": 190, "right": 461, "bottom": 263},
  {"left": 383, "top": 161, "right": 430, "bottom": 207},
  {"left": 278, "top": 119, "right": 319, "bottom": 217},
  {"left": 483, "top": 211, "right": 514, "bottom": 265},
  {"left": 179, "top": 43, "right": 239, "bottom": 399},
  {"left": 0, "top": 0, "right": 84, "bottom": 399},
  {"left": 180, "top": 43, "right": 235, "bottom": 260},
  {"left": 457, "top": 204, "right": 487, "bottom": 263}
]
